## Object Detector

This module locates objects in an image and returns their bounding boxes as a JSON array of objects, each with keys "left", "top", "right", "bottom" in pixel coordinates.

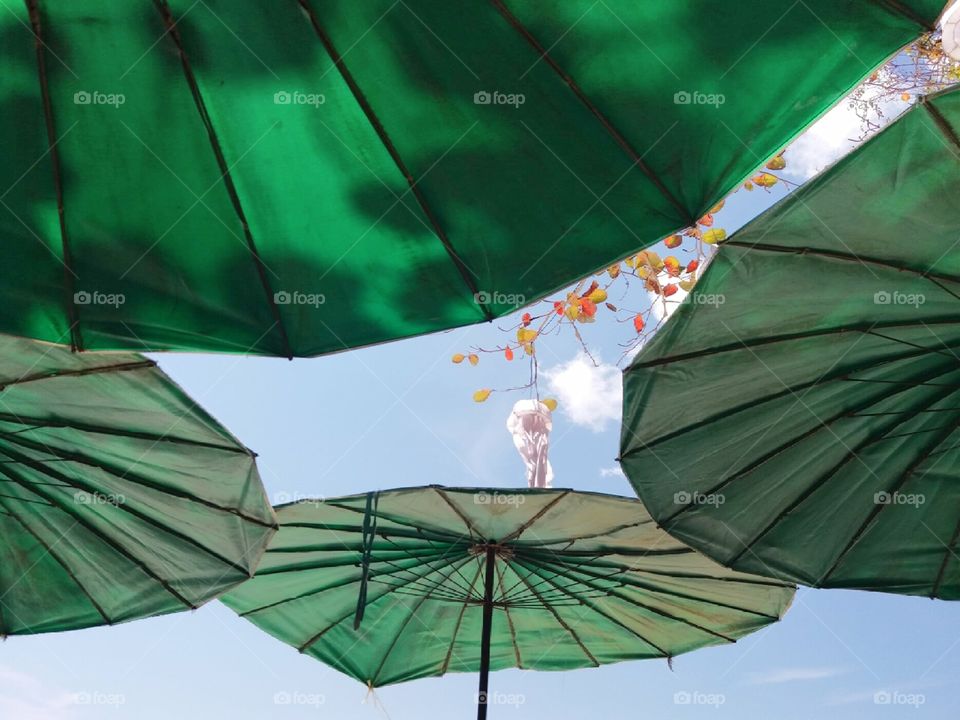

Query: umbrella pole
[{"left": 477, "top": 546, "right": 496, "bottom": 720}]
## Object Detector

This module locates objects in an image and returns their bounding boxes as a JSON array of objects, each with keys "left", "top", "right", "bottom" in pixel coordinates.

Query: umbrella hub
[{"left": 468, "top": 542, "right": 514, "bottom": 561}]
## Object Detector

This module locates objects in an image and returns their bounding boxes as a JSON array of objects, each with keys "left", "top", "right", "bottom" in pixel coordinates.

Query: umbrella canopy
[
  {"left": 222, "top": 486, "right": 794, "bottom": 717},
  {"left": 0, "top": 334, "right": 276, "bottom": 635},
  {"left": 0, "top": 0, "right": 941, "bottom": 357},
  {"left": 621, "top": 86, "right": 960, "bottom": 599}
]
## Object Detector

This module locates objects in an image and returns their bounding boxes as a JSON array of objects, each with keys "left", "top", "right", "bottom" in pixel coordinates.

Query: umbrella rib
[
  {"left": 371, "top": 555, "right": 477, "bottom": 685},
  {"left": 627, "top": 336, "right": 960, "bottom": 457},
  {"left": 494, "top": 560, "right": 523, "bottom": 669},
  {"left": 238, "top": 555, "right": 436, "bottom": 617},
  {"left": 0, "top": 413, "right": 250, "bottom": 454},
  {"left": 153, "top": 0, "right": 294, "bottom": 359},
  {"left": 285, "top": 519, "right": 467, "bottom": 545},
  {"left": 509, "top": 560, "right": 600, "bottom": 666},
  {"left": 440, "top": 554, "right": 485, "bottom": 675},
  {"left": 535, "top": 558, "right": 786, "bottom": 621},
  {"left": 499, "top": 490, "right": 570, "bottom": 543},
  {"left": 625, "top": 319, "right": 960, "bottom": 374},
  {"left": 0, "top": 442, "right": 260, "bottom": 577},
  {"left": 868, "top": 0, "right": 937, "bottom": 30},
  {"left": 819, "top": 403, "right": 960, "bottom": 586},
  {"left": 0, "top": 462, "right": 194, "bottom": 608},
  {"left": 0, "top": 359, "right": 155, "bottom": 390},
  {"left": 923, "top": 97, "right": 960, "bottom": 150},
  {"left": 560, "top": 557, "right": 794, "bottom": 588},
  {"left": 380, "top": 534, "right": 477, "bottom": 598},
  {"left": 931, "top": 513, "right": 960, "bottom": 598},
  {"left": 723, "top": 239, "right": 960, "bottom": 287},
  {"left": 662, "top": 360, "right": 960, "bottom": 524},
  {"left": 296, "top": 0, "right": 493, "bottom": 323},
  {"left": 0, "top": 431, "right": 275, "bottom": 529},
  {"left": 24, "top": 0, "right": 82, "bottom": 351},
  {"left": 729, "top": 376, "right": 960, "bottom": 570},
  {"left": 319, "top": 502, "right": 470, "bottom": 542},
  {"left": 488, "top": 0, "right": 695, "bottom": 226},
  {"left": 0, "top": 492, "right": 113, "bottom": 627},
  {"left": 298, "top": 555, "right": 474, "bottom": 653},
  {"left": 513, "top": 557, "right": 672, "bottom": 657},
  {"left": 432, "top": 488, "right": 483, "bottom": 540},
  {"left": 517, "top": 556, "right": 737, "bottom": 647}
]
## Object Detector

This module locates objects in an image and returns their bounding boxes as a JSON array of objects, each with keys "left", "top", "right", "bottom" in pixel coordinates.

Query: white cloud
[
  {"left": 600, "top": 466, "right": 625, "bottom": 478},
  {"left": 746, "top": 666, "right": 846, "bottom": 685},
  {"left": 785, "top": 90, "right": 909, "bottom": 182},
  {"left": 0, "top": 666, "right": 75, "bottom": 720},
  {"left": 543, "top": 354, "right": 622, "bottom": 432}
]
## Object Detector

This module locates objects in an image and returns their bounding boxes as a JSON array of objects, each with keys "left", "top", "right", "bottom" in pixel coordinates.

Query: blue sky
[{"left": 5, "top": 79, "right": 960, "bottom": 720}]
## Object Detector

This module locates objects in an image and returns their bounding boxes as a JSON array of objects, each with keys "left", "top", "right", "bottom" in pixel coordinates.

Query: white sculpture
[
  {"left": 507, "top": 399, "right": 554, "bottom": 488},
  {"left": 942, "top": 1, "right": 960, "bottom": 61}
]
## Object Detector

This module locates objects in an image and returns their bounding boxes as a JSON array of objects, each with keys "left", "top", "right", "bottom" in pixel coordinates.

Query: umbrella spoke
[
  {"left": 728, "top": 376, "right": 960, "bottom": 568},
  {"left": 662, "top": 361, "right": 960, "bottom": 525},
  {"left": 0, "top": 430, "right": 274, "bottom": 528},
  {"left": 0, "top": 494, "right": 113, "bottom": 626}
]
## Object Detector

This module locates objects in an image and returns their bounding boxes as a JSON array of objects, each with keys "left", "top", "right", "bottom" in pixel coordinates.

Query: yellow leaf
[
  {"left": 753, "top": 172, "right": 778, "bottom": 188},
  {"left": 451, "top": 353, "right": 465, "bottom": 364},
  {"left": 710, "top": 199, "right": 725, "bottom": 214},
  {"left": 607, "top": 264, "right": 621, "bottom": 279},
  {"left": 522, "top": 342, "right": 535, "bottom": 355},
  {"left": 743, "top": 181, "right": 754, "bottom": 191},
  {"left": 473, "top": 389, "right": 492, "bottom": 403},
  {"left": 517, "top": 328, "right": 537, "bottom": 344},
  {"left": 765, "top": 155, "right": 786, "bottom": 171},
  {"left": 679, "top": 279, "right": 696, "bottom": 292},
  {"left": 542, "top": 398, "right": 558, "bottom": 412},
  {"left": 564, "top": 303, "right": 580, "bottom": 321},
  {"left": 702, "top": 228, "right": 727, "bottom": 245},
  {"left": 588, "top": 288, "right": 607, "bottom": 304},
  {"left": 468, "top": 354, "right": 479, "bottom": 366}
]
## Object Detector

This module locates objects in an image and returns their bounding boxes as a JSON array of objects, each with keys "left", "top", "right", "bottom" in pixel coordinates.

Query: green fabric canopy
[
  {"left": 222, "top": 486, "right": 795, "bottom": 699},
  {"left": 621, "top": 86, "right": 960, "bottom": 599},
  {"left": 0, "top": 0, "right": 941, "bottom": 356},
  {"left": 0, "top": 334, "right": 276, "bottom": 635}
]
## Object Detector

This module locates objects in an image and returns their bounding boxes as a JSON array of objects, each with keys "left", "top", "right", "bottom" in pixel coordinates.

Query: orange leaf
[
  {"left": 451, "top": 353, "right": 465, "bottom": 364},
  {"left": 633, "top": 314, "right": 645, "bottom": 333},
  {"left": 504, "top": 347, "right": 514, "bottom": 361},
  {"left": 468, "top": 354, "right": 479, "bottom": 366}
]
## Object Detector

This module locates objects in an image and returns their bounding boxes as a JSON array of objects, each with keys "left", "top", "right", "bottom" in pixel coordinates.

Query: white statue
[{"left": 507, "top": 399, "right": 554, "bottom": 488}]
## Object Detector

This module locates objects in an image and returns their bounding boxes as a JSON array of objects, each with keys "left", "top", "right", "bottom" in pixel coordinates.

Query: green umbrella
[
  {"left": 0, "top": 0, "right": 940, "bottom": 356},
  {"left": 222, "top": 486, "right": 794, "bottom": 718},
  {"left": 621, "top": 86, "right": 960, "bottom": 599},
  {"left": 0, "top": 334, "right": 276, "bottom": 635}
]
